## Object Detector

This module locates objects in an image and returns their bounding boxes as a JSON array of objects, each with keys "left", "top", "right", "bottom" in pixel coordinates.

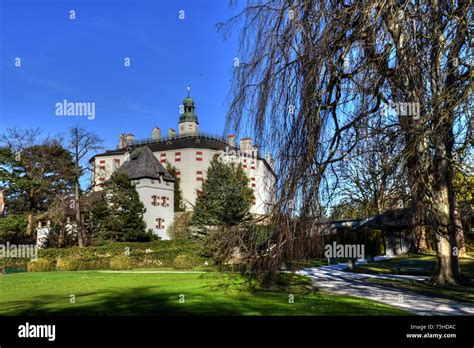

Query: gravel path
[{"left": 298, "top": 257, "right": 474, "bottom": 316}]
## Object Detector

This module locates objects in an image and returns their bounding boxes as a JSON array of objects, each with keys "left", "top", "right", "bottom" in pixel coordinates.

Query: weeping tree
[
  {"left": 334, "top": 111, "right": 406, "bottom": 219},
  {"left": 222, "top": 0, "right": 472, "bottom": 285}
]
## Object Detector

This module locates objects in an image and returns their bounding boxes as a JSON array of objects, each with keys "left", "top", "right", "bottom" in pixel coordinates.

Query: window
[
  {"left": 160, "top": 153, "right": 167, "bottom": 164},
  {"left": 242, "top": 159, "right": 247, "bottom": 169},
  {"left": 151, "top": 195, "right": 158, "bottom": 206},
  {"left": 250, "top": 160, "right": 256, "bottom": 170},
  {"left": 155, "top": 218, "right": 165, "bottom": 229},
  {"left": 251, "top": 177, "right": 256, "bottom": 188},
  {"left": 196, "top": 171, "right": 203, "bottom": 181},
  {"left": 196, "top": 151, "right": 203, "bottom": 161},
  {"left": 175, "top": 152, "right": 181, "bottom": 162},
  {"left": 99, "top": 160, "right": 106, "bottom": 170},
  {"left": 175, "top": 170, "right": 181, "bottom": 179},
  {"left": 161, "top": 197, "right": 169, "bottom": 207}
]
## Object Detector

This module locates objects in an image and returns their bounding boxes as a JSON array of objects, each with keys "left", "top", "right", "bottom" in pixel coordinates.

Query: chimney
[
  {"left": 168, "top": 128, "right": 176, "bottom": 139},
  {"left": 252, "top": 145, "right": 259, "bottom": 158},
  {"left": 118, "top": 134, "right": 127, "bottom": 149},
  {"left": 266, "top": 152, "right": 274, "bottom": 169},
  {"left": 152, "top": 127, "right": 161, "bottom": 141},
  {"left": 126, "top": 133, "right": 134, "bottom": 146},
  {"left": 240, "top": 138, "right": 252, "bottom": 153},
  {"left": 227, "top": 134, "right": 236, "bottom": 147}
]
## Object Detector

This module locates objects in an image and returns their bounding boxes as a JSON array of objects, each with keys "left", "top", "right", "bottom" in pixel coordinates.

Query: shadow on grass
[{"left": 0, "top": 282, "right": 407, "bottom": 316}]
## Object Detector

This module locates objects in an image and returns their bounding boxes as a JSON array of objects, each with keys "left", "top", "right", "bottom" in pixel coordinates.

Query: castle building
[
  {"left": 116, "top": 146, "right": 176, "bottom": 239},
  {"left": 90, "top": 88, "right": 276, "bottom": 239}
]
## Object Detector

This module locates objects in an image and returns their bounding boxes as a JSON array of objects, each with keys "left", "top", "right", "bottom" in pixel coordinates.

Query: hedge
[
  {"left": 173, "top": 255, "right": 201, "bottom": 269},
  {"left": 23, "top": 239, "right": 210, "bottom": 272},
  {"left": 27, "top": 258, "right": 55, "bottom": 272}
]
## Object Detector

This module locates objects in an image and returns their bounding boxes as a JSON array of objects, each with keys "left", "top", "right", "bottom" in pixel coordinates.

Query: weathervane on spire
[{"left": 187, "top": 85, "right": 191, "bottom": 97}]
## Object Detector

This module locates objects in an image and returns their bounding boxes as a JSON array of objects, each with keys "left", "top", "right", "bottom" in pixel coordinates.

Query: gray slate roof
[{"left": 117, "top": 146, "right": 175, "bottom": 182}]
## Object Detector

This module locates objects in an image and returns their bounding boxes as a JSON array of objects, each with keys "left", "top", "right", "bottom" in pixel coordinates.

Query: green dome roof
[
  {"left": 183, "top": 97, "right": 195, "bottom": 106},
  {"left": 179, "top": 86, "right": 198, "bottom": 124}
]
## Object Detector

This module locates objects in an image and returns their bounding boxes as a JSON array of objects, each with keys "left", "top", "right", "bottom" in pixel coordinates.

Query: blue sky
[{"left": 0, "top": 0, "right": 243, "bottom": 151}]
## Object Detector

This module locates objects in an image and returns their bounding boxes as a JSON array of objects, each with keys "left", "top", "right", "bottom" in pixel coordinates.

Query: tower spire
[{"left": 179, "top": 86, "right": 199, "bottom": 125}]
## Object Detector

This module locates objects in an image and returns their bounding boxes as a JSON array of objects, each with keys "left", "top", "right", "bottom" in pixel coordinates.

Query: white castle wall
[
  {"left": 134, "top": 178, "right": 174, "bottom": 240},
  {"left": 93, "top": 147, "right": 275, "bottom": 216}
]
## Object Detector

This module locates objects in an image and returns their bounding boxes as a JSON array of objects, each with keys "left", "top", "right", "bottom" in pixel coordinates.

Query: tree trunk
[
  {"left": 26, "top": 212, "right": 34, "bottom": 236},
  {"left": 75, "top": 183, "right": 84, "bottom": 248},
  {"left": 58, "top": 227, "right": 66, "bottom": 248},
  {"left": 418, "top": 226, "right": 429, "bottom": 250},
  {"left": 454, "top": 209, "right": 466, "bottom": 257},
  {"left": 431, "top": 152, "right": 462, "bottom": 285},
  {"left": 414, "top": 224, "right": 429, "bottom": 252},
  {"left": 433, "top": 234, "right": 456, "bottom": 285}
]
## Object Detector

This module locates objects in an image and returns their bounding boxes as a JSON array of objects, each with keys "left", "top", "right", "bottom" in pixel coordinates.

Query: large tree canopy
[
  {"left": 0, "top": 132, "right": 75, "bottom": 237},
  {"left": 191, "top": 156, "right": 255, "bottom": 233},
  {"left": 88, "top": 172, "right": 150, "bottom": 242},
  {"left": 223, "top": 0, "right": 472, "bottom": 285}
]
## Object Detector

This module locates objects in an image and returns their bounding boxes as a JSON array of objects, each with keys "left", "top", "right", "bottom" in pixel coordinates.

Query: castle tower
[{"left": 179, "top": 86, "right": 199, "bottom": 136}]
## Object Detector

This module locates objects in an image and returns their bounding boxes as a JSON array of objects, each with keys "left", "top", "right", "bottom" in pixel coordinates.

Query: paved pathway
[{"left": 297, "top": 257, "right": 474, "bottom": 316}]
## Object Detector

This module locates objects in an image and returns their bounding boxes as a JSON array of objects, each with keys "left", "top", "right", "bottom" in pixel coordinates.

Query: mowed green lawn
[
  {"left": 0, "top": 271, "right": 410, "bottom": 315},
  {"left": 353, "top": 253, "right": 474, "bottom": 278},
  {"left": 353, "top": 253, "right": 474, "bottom": 304}
]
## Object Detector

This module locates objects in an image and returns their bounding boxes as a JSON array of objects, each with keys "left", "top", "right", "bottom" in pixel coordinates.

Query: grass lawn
[
  {"left": 351, "top": 253, "right": 474, "bottom": 304},
  {"left": 353, "top": 253, "right": 474, "bottom": 278},
  {"left": 0, "top": 271, "right": 410, "bottom": 316}
]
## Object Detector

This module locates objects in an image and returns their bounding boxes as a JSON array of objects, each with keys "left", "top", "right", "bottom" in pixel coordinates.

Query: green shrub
[
  {"left": 34, "top": 240, "right": 208, "bottom": 269},
  {"left": 77, "top": 257, "right": 111, "bottom": 270},
  {"left": 56, "top": 256, "right": 81, "bottom": 271},
  {"left": 0, "top": 214, "right": 30, "bottom": 244},
  {"left": 135, "top": 255, "right": 163, "bottom": 268},
  {"left": 27, "top": 258, "right": 55, "bottom": 272},
  {"left": 364, "top": 230, "right": 385, "bottom": 257},
  {"left": 173, "top": 255, "right": 200, "bottom": 269},
  {"left": 249, "top": 224, "right": 273, "bottom": 247},
  {"left": 2, "top": 258, "right": 28, "bottom": 270},
  {"left": 324, "top": 228, "right": 385, "bottom": 259},
  {"left": 168, "top": 212, "right": 193, "bottom": 239},
  {"left": 110, "top": 255, "right": 134, "bottom": 270}
]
